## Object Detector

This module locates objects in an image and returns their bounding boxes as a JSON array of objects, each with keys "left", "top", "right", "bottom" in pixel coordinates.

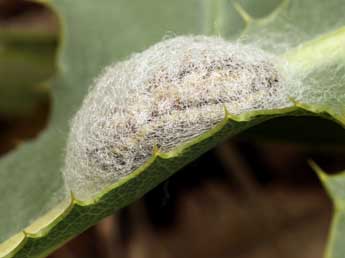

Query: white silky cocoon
[{"left": 63, "top": 35, "right": 292, "bottom": 200}]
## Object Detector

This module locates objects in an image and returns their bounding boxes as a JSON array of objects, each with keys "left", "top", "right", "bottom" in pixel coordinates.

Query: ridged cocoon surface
[{"left": 63, "top": 35, "right": 292, "bottom": 200}]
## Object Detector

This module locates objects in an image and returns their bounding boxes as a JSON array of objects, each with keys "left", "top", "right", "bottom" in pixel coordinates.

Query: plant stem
[{"left": 202, "top": 0, "right": 227, "bottom": 36}]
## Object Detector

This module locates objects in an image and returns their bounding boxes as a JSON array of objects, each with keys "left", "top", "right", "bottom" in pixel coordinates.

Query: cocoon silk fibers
[{"left": 63, "top": 35, "right": 292, "bottom": 200}]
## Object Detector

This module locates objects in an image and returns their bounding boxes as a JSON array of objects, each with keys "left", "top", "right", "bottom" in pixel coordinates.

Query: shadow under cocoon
[
  {"left": 241, "top": 115, "right": 345, "bottom": 145},
  {"left": 239, "top": 115, "right": 345, "bottom": 177}
]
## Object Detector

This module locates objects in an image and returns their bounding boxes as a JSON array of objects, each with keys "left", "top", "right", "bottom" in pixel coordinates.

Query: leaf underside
[{"left": 0, "top": 0, "right": 345, "bottom": 258}]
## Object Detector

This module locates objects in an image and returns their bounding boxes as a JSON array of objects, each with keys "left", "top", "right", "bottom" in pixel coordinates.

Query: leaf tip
[{"left": 308, "top": 160, "right": 328, "bottom": 182}]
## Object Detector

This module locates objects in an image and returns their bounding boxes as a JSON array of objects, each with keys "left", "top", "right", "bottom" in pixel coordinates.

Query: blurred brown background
[{"left": 1, "top": 1, "right": 345, "bottom": 258}]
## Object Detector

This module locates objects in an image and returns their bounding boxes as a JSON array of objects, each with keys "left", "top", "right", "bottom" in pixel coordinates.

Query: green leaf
[
  {"left": 0, "top": 0, "right": 344, "bottom": 257},
  {"left": 311, "top": 162, "right": 345, "bottom": 258},
  {"left": 0, "top": 16, "right": 57, "bottom": 115},
  {"left": 0, "top": 43, "right": 55, "bottom": 115}
]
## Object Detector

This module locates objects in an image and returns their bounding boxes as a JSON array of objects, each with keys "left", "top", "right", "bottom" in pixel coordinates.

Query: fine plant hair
[{"left": 63, "top": 35, "right": 293, "bottom": 200}]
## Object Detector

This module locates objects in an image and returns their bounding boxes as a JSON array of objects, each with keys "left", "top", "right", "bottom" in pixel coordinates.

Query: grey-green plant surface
[{"left": 0, "top": 0, "right": 345, "bottom": 257}]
